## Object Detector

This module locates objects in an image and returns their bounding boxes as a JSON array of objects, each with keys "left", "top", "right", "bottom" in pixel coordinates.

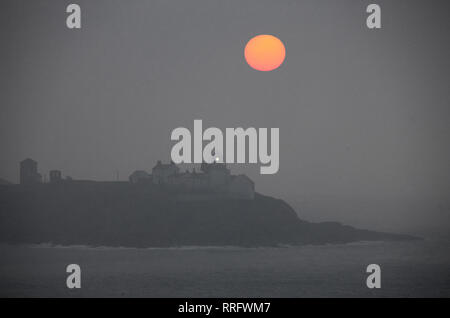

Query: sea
[{"left": 0, "top": 240, "right": 449, "bottom": 297}]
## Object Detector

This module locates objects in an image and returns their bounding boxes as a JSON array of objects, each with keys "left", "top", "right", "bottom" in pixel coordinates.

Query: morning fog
[{"left": 171, "top": 120, "right": 279, "bottom": 174}]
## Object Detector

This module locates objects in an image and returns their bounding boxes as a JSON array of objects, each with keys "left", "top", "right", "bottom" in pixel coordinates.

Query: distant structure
[
  {"left": 131, "top": 160, "right": 255, "bottom": 200},
  {"left": 20, "top": 158, "right": 42, "bottom": 185},
  {"left": 49, "top": 170, "right": 62, "bottom": 183},
  {"left": 17, "top": 157, "right": 255, "bottom": 200},
  {"left": 152, "top": 161, "right": 179, "bottom": 185},
  {"left": 129, "top": 170, "right": 151, "bottom": 184},
  {"left": 19, "top": 159, "right": 67, "bottom": 185}
]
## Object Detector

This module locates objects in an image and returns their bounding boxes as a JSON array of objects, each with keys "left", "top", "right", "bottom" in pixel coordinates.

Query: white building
[{"left": 130, "top": 160, "right": 255, "bottom": 200}]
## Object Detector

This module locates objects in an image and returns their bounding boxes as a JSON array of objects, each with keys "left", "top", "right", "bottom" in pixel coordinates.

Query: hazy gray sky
[{"left": 1, "top": 0, "right": 449, "bottom": 233}]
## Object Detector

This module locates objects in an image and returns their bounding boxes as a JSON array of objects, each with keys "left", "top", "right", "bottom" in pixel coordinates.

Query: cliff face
[{"left": 0, "top": 183, "right": 416, "bottom": 247}]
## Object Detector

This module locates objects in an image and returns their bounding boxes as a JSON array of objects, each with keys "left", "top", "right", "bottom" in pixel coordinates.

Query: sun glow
[{"left": 244, "top": 35, "right": 286, "bottom": 72}]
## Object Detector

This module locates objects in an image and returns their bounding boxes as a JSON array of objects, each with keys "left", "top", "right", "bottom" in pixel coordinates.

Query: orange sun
[{"left": 244, "top": 34, "right": 286, "bottom": 72}]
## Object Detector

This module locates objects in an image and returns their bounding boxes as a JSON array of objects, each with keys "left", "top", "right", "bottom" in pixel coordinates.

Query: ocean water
[{"left": 0, "top": 240, "right": 449, "bottom": 297}]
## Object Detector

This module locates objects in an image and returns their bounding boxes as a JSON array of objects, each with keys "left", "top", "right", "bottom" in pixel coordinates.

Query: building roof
[
  {"left": 130, "top": 170, "right": 149, "bottom": 176},
  {"left": 169, "top": 172, "right": 208, "bottom": 180},
  {"left": 20, "top": 158, "right": 37, "bottom": 164},
  {"left": 201, "top": 162, "right": 228, "bottom": 172},
  {"left": 153, "top": 161, "right": 178, "bottom": 170},
  {"left": 230, "top": 174, "right": 254, "bottom": 185}
]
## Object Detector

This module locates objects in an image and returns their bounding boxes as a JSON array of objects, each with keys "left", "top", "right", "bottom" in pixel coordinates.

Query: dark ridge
[{"left": 0, "top": 182, "right": 419, "bottom": 247}]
